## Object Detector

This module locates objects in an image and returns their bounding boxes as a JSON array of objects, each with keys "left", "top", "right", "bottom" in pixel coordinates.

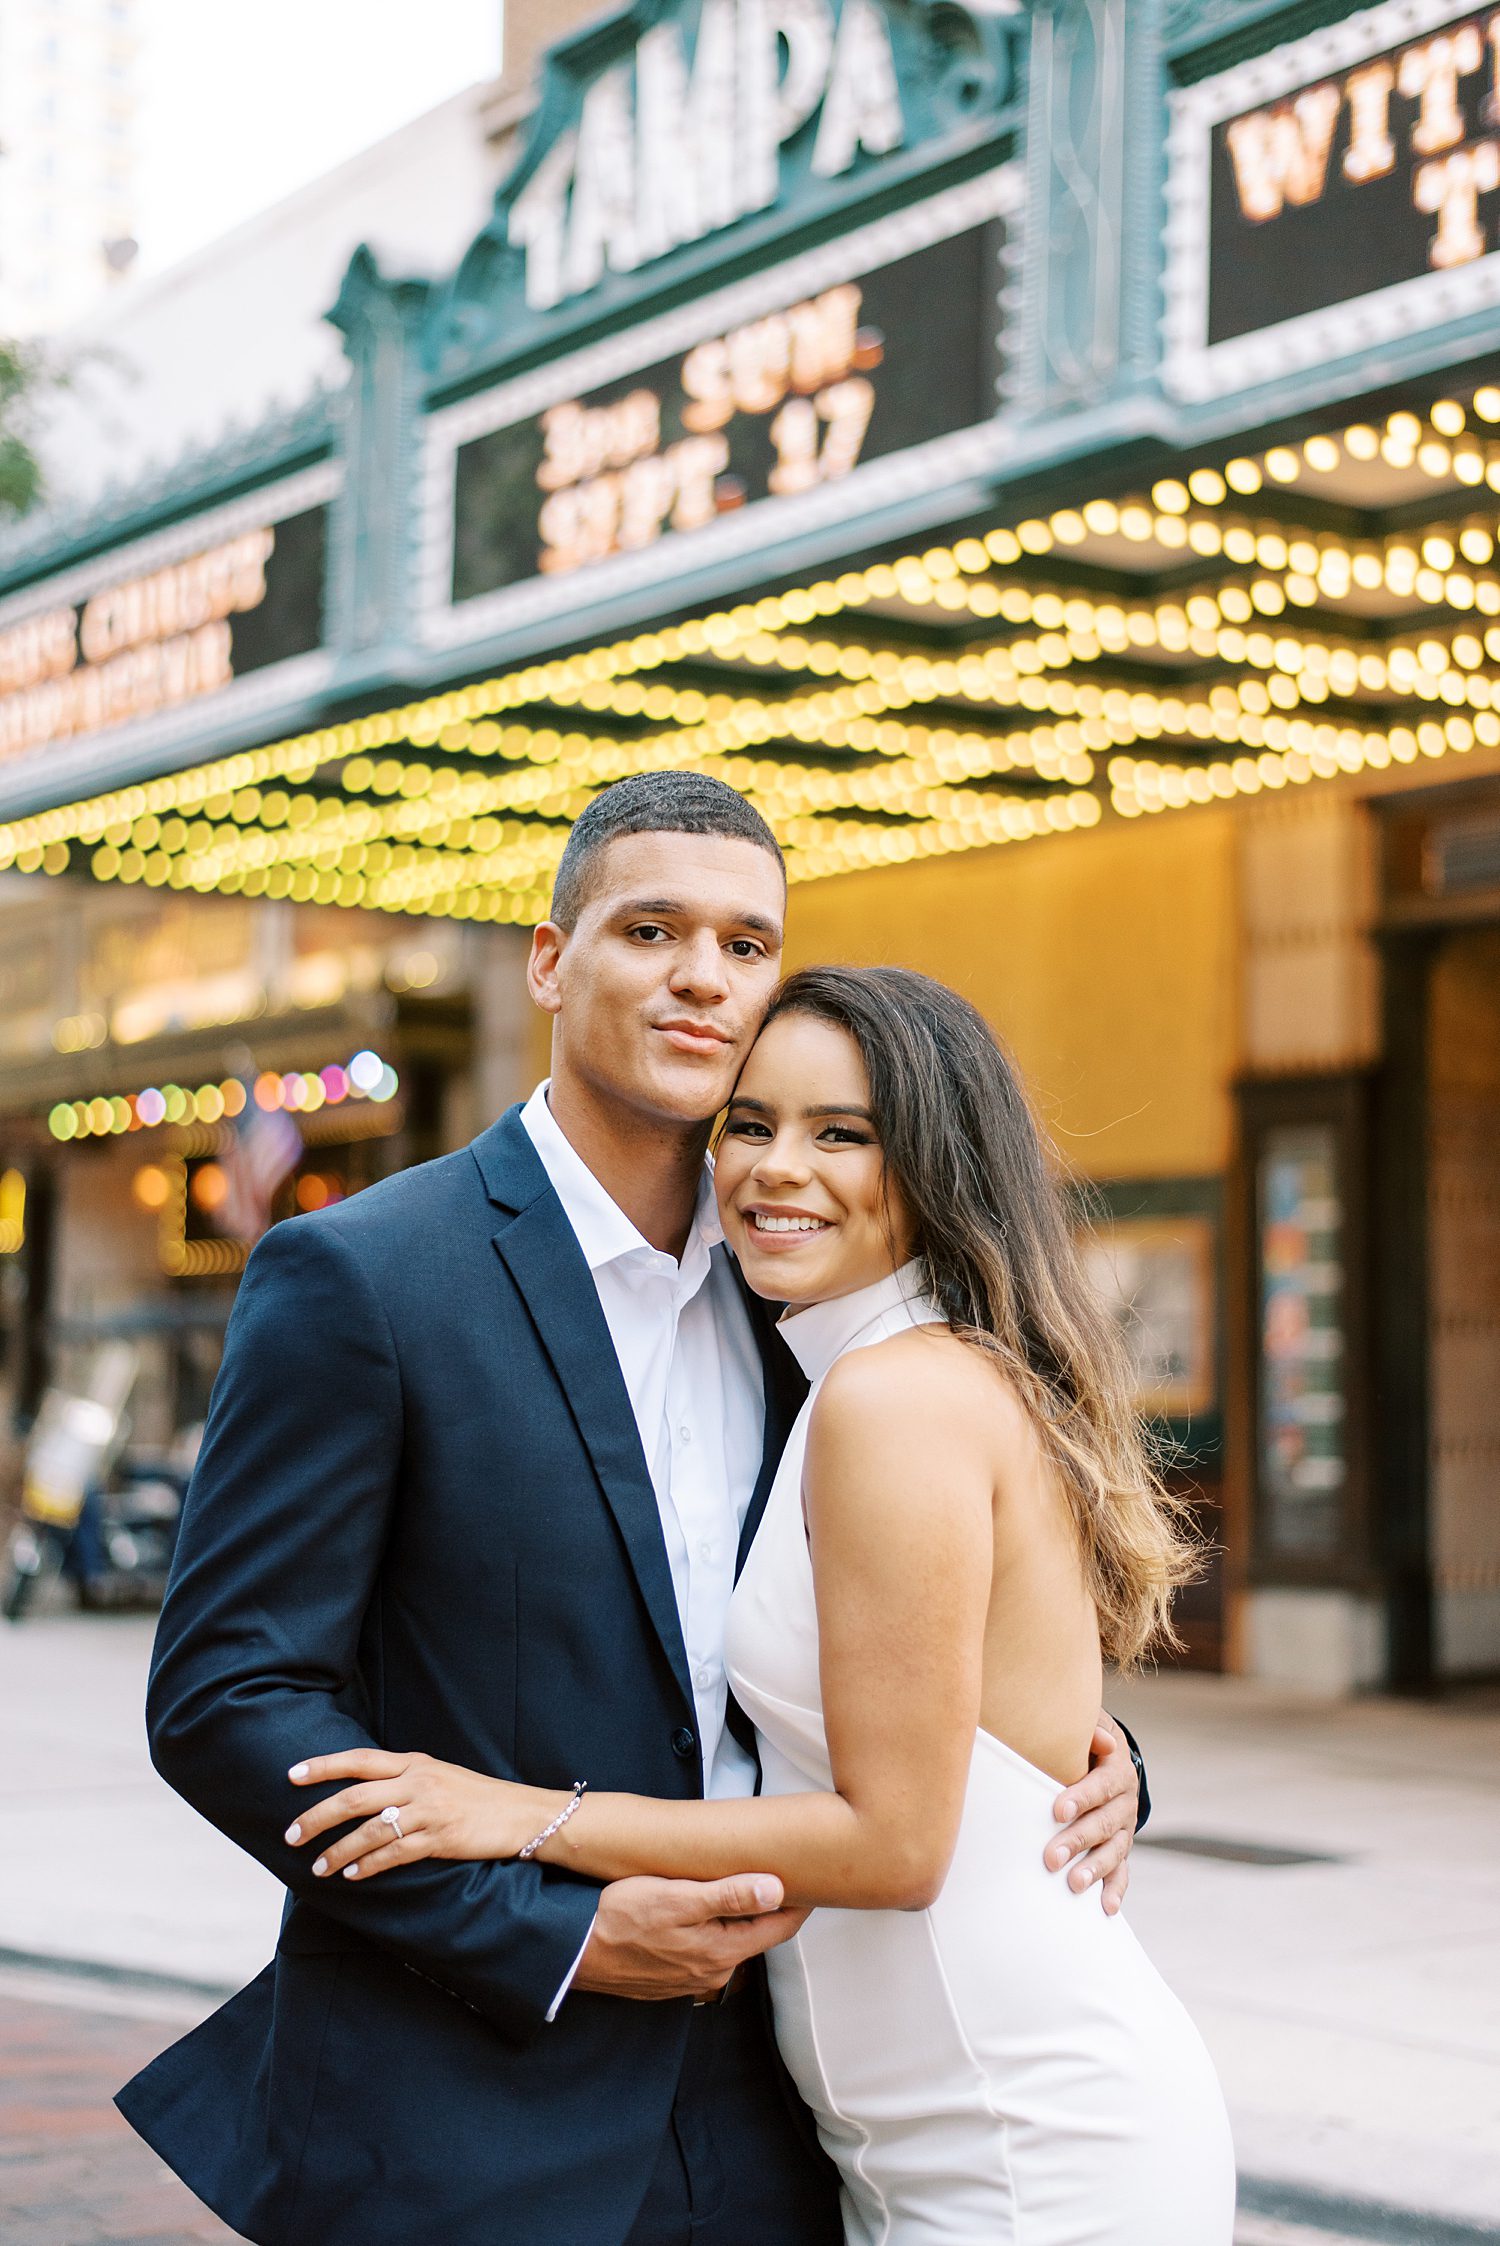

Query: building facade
[
  {"left": 0, "top": 0, "right": 140, "bottom": 335},
  {"left": 2, "top": 0, "right": 1499, "bottom": 1694}
]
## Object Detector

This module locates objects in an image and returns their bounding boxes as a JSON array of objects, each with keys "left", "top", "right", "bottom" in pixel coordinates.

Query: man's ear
[{"left": 527, "top": 922, "right": 566, "bottom": 1015}]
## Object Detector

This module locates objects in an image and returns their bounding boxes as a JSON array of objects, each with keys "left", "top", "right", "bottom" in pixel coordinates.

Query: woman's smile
[{"left": 741, "top": 1205, "right": 837, "bottom": 1247}]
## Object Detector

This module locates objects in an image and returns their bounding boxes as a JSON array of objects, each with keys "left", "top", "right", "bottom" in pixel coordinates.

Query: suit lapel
[
  {"left": 733, "top": 1269, "right": 808, "bottom": 1579},
  {"left": 474, "top": 1113, "right": 695, "bottom": 1715}
]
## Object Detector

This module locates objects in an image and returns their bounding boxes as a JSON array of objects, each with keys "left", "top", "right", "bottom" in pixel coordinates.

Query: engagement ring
[{"left": 380, "top": 1805, "right": 403, "bottom": 1840}]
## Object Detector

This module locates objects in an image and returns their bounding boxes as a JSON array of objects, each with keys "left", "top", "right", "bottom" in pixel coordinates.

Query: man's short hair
[{"left": 549, "top": 770, "right": 786, "bottom": 929}]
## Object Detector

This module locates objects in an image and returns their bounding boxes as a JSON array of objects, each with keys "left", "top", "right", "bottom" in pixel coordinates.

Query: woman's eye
[
  {"left": 724, "top": 1118, "right": 771, "bottom": 1139},
  {"left": 820, "top": 1125, "right": 871, "bottom": 1146}
]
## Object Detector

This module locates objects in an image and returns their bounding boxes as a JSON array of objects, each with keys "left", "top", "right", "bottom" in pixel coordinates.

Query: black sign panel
[
  {"left": 451, "top": 224, "right": 998, "bottom": 605},
  {"left": 1207, "top": 10, "right": 1500, "bottom": 348},
  {"left": 0, "top": 504, "right": 327, "bottom": 769},
  {"left": 222, "top": 505, "right": 327, "bottom": 676}
]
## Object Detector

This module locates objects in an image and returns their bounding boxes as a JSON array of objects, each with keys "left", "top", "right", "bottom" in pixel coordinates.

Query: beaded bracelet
[{"left": 518, "top": 1780, "right": 588, "bottom": 1860}]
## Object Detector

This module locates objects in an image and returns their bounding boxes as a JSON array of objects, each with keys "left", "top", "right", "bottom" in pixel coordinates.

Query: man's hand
[
  {"left": 1045, "top": 1714, "right": 1140, "bottom": 1916},
  {"left": 571, "top": 1873, "right": 808, "bottom": 2002}
]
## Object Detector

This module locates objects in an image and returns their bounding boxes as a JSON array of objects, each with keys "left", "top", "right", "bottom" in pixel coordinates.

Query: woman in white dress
[{"left": 289, "top": 965, "right": 1236, "bottom": 2244}]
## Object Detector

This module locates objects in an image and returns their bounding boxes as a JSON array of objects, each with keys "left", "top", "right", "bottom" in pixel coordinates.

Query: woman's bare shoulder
[
  {"left": 811, "top": 1323, "right": 1026, "bottom": 1455},
  {"left": 806, "top": 1328, "right": 1001, "bottom": 1544}
]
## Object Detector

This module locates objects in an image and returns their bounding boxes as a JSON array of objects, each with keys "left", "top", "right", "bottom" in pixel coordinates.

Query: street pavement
[
  {"left": 0, "top": 1612, "right": 1496, "bottom": 2245},
  {"left": 1110, "top": 1670, "right": 1500, "bottom": 2246},
  {"left": 0, "top": 1987, "right": 238, "bottom": 2246}
]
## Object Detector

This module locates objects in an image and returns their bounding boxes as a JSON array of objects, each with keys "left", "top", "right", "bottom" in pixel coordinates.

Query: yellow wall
[{"left": 782, "top": 810, "right": 1239, "bottom": 1181}]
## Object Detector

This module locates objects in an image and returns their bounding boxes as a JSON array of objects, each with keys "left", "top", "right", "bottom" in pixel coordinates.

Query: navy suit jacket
[{"left": 117, "top": 1107, "right": 811, "bottom": 2246}]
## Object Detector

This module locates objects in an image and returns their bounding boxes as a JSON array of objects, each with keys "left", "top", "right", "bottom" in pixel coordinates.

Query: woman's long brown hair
[{"left": 764, "top": 965, "right": 1200, "bottom": 1669}]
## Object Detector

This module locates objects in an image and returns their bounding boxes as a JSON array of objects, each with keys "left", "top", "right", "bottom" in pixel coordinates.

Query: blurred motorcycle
[{"left": 2, "top": 1344, "right": 196, "bottom": 1620}]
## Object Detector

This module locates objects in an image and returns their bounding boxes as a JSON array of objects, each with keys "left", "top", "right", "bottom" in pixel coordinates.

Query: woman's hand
[{"left": 283, "top": 1750, "right": 568, "bottom": 1883}]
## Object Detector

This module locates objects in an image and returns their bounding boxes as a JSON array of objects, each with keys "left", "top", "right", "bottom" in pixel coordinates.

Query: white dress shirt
[{"left": 520, "top": 1084, "right": 765, "bottom": 2012}]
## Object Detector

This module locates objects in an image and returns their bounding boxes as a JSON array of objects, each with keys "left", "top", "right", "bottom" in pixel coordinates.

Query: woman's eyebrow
[{"left": 726, "top": 1098, "right": 874, "bottom": 1120}]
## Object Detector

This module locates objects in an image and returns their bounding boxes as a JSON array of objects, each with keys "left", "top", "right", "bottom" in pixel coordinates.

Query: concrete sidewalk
[
  {"left": 1110, "top": 1670, "right": 1500, "bottom": 2244},
  {"left": 1, "top": 1614, "right": 1496, "bottom": 2244}
]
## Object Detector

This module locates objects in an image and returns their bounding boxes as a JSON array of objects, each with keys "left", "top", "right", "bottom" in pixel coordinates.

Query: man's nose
[{"left": 669, "top": 930, "right": 730, "bottom": 1000}]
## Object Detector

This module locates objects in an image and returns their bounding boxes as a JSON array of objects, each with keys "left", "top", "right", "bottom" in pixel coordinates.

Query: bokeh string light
[
  {"left": 8, "top": 396, "right": 1500, "bottom": 921},
  {"left": 47, "top": 1053, "right": 398, "bottom": 1142}
]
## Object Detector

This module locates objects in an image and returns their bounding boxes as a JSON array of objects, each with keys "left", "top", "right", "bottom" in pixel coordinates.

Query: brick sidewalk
[{"left": 0, "top": 1990, "right": 240, "bottom": 2246}]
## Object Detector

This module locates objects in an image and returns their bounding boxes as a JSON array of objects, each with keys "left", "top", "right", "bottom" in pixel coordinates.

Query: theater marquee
[
  {"left": 422, "top": 169, "right": 1016, "bottom": 647},
  {"left": 0, "top": 465, "right": 335, "bottom": 796},
  {"left": 1164, "top": 0, "right": 1500, "bottom": 399}
]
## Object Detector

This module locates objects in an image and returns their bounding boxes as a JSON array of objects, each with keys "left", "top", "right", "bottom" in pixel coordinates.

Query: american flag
[{"left": 216, "top": 1095, "right": 302, "bottom": 1244}]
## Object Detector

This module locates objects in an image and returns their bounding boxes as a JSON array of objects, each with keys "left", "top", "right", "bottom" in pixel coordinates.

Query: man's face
[{"left": 528, "top": 831, "right": 786, "bottom": 1127}]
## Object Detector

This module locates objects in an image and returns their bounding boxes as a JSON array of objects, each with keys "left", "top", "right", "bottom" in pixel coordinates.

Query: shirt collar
[{"left": 520, "top": 1080, "right": 723, "bottom": 1285}]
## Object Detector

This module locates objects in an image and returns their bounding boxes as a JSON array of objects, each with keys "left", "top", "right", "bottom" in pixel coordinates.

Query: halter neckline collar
[{"left": 778, "top": 1259, "right": 945, "bottom": 1384}]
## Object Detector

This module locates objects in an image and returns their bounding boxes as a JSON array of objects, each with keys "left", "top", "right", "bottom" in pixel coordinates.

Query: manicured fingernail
[
  {"left": 1073, "top": 1866, "right": 1093, "bottom": 1887},
  {"left": 288, "top": 1763, "right": 310, "bottom": 1781},
  {"left": 1058, "top": 1799, "right": 1076, "bottom": 1820},
  {"left": 284, "top": 1823, "right": 301, "bottom": 1844},
  {"left": 752, "top": 1877, "right": 779, "bottom": 1909},
  {"left": 312, "top": 1857, "right": 328, "bottom": 1877},
  {"left": 343, "top": 1864, "right": 359, "bottom": 1880}
]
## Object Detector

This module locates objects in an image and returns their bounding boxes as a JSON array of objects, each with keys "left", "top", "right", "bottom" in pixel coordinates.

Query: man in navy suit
[{"left": 119, "top": 772, "right": 1146, "bottom": 2246}]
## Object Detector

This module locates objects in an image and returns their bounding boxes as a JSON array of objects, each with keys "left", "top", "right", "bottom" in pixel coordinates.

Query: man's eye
[
  {"left": 727, "top": 939, "right": 766, "bottom": 960},
  {"left": 630, "top": 924, "right": 670, "bottom": 943}
]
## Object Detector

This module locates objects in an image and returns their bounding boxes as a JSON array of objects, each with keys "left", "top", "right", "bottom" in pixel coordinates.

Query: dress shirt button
[
  {"left": 698, "top": 1538, "right": 716, "bottom": 1560},
  {"left": 671, "top": 1726, "right": 697, "bottom": 1760},
  {"left": 678, "top": 1425, "right": 692, "bottom": 1443},
  {"left": 696, "top": 1666, "right": 714, "bottom": 1689}
]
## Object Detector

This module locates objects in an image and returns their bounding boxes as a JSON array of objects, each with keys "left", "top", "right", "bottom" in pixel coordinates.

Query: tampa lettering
[
  {"left": 1225, "top": 16, "right": 1500, "bottom": 270},
  {"left": 510, "top": 0, "right": 905, "bottom": 312}
]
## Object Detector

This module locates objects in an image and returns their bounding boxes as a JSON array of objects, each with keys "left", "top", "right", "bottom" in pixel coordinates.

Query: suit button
[{"left": 671, "top": 1727, "right": 697, "bottom": 1759}]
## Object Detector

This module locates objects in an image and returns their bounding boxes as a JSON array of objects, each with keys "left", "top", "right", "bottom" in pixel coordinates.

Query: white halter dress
[{"left": 723, "top": 1264, "right": 1236, "bottom": 2245}]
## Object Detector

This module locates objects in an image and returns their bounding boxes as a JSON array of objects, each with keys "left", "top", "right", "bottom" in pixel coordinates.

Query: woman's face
[{"left": 715, "top": 1010, "right": 914, "bottom": 1306}]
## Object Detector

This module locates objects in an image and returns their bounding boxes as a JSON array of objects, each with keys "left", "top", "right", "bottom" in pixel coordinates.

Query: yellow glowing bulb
[
  {"left": 1151, "top": 480, "right": 1189, "bottom": 515},
  {"left": 1431, "top": 399, "right": 1466, "bottom": 436}
]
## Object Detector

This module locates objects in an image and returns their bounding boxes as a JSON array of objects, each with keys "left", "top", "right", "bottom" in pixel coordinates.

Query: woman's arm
[{"left": 287, "top": 1340, "right": 996, "bottom": 1913}]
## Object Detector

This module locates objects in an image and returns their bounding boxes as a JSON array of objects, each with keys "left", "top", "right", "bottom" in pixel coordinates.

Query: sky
[{"left": 133, "top": 0, "right": 504, "bottom": 276}]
